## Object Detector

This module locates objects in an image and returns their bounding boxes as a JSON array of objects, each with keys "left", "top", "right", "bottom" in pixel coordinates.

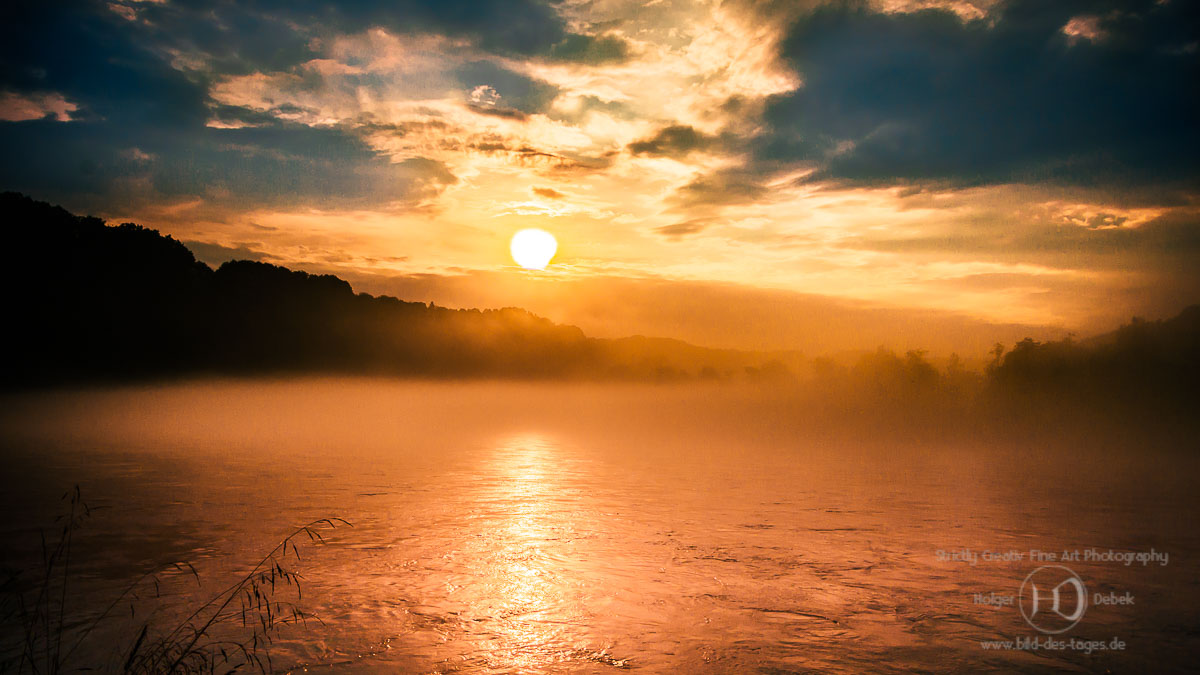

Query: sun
[{"left": 510, "top": 228, "right": 558, "bottom": 270}]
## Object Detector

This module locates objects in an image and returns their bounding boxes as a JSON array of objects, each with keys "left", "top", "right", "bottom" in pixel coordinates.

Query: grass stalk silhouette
[{"left": 1, "top": 488, "right": 351, "bottom": 674}]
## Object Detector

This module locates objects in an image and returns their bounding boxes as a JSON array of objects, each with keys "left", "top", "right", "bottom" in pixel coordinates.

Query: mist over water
[{"left": 1, "top": 379, "right": 1196, "bottom": 673}]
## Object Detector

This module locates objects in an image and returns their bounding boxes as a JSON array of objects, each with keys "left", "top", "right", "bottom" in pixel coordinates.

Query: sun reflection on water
[{"left": 459, "top": 433, "right": 597, "bottom": 671}]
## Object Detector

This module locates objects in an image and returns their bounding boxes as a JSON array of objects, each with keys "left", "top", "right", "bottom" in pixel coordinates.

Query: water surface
[{"left": 1, "top": 380, "right": 1196, "bottom": 673}]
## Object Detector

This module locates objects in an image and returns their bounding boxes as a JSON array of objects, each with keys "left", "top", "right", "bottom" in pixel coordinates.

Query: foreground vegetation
[{"left": 0, "top": 488, "right": 349, "bottom": 674}]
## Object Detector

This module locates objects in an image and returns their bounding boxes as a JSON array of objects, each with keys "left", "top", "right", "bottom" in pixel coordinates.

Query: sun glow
[{"left": 510, "top": 228, "right": 558, "bottom": 270}]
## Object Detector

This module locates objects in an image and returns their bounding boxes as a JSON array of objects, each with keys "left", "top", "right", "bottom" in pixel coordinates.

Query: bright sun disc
[{"left": 510, "top": 228, "right": 557, "bottom": 270}]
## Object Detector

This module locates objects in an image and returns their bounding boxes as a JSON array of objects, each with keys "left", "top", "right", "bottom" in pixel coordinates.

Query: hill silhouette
[{"left": 1, "top": 193, "right": 789, "bottom": 386}]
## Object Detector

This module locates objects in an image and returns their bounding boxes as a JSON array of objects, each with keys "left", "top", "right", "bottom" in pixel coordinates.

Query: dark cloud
[
  {"left": 753, "top": 0, "right": 1200, "bottom": 200},
  {"left": 135, "top": 3, "right": 317, "bottom": 76},
  {"left": 295, "top": 0, "right": 570, "bottom": 57},
  {"left": 547, "top": 33, "right": 633, "bottom": 65},
  {"left": 467, "top": 141, "right": 614, "bottom": 173},
  {"left": 468, "top": 104, "right": 529, "bottom": 120},
  {"left": 673, "top": 170, "right": 768, "bottom": 207},
  {"left": 400, "top": 156, "right": 458, "bottom": 186},
  {"left": 628, "top": 125, "right": 721, "bottom": 158},
  {"left": 114, "top": 0, "right": 624, "bottom": 76},
  {"left": 532, "top": 187, "right": 564, "bottom": 199},
  {"left": 210, "top": 103, "right": 320, "bottom": 128},
  {"left": 122, "top": 0, "right": 573, "bottom": 71}
]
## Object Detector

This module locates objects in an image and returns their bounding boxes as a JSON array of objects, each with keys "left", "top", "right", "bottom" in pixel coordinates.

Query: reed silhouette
[{"left": 0, "top": 487, "right": 350, "bottom": 674}]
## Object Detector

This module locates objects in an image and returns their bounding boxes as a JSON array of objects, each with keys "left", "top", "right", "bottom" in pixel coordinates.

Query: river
[{"left": 0, "top": 380, "right": 1195, "bottom": 673}]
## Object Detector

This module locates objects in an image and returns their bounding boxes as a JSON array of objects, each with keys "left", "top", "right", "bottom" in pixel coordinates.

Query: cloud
[
  {"left": 112, "top": 0, "right": 577, "bottom": 71},
  {"left": 0, "top": 91, "right": 78, "bottom": 122},
  {"left": 207, "top": 103, "right": 323, "bottom": 129},
  {"left": 532, "top": 186, "right": 564, "bottom": 199},
  {"left": 843, "top": 199, "right": 1200, "bottom": 267},
  {"left": 468, "top": 104, "right": 529, "bottom": 121},
  {"left": 673, "top": 170, "right": 768, "bottom": 207},
  {"left": 749, "top": 0, "right": 1200, "bottom": 201},
  {"left": 547, "top": 33, "right": 633, "bottom": 65},
  {"left": 655, "top": 218, "right": 716, "bottom": 239},
  {"left": 183, "top": 241, "right": 271, "bottom": 267},
  {"left": 628, "top": 125, "right": 721, "bottom": 158},
  {"left": 455, "top": 60, "right": 559, "bottom": 115}
]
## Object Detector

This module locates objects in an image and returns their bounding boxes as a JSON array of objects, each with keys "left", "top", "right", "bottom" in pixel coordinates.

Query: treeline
[
  {"left": 2, "top": 192, "right": 1196, "bottom": 418},
  {"left": 796, "top": 314, "right": 1199, "bottom": 436},
  {"left": 805, "top": 303, "right": 1200, "bottom": 412},
  {"left": 984, "top": 309, "right": 1200, "bottom": 422}
]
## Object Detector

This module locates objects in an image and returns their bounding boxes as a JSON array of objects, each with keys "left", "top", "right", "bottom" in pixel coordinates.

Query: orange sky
[{"left": 3, "top": 0, "right": 1197, "bottom": 354}]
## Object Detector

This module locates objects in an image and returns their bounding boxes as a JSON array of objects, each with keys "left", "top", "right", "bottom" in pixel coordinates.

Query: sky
[{"left": 1, "top": 0, "right": 1197, "bottom": 355}]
